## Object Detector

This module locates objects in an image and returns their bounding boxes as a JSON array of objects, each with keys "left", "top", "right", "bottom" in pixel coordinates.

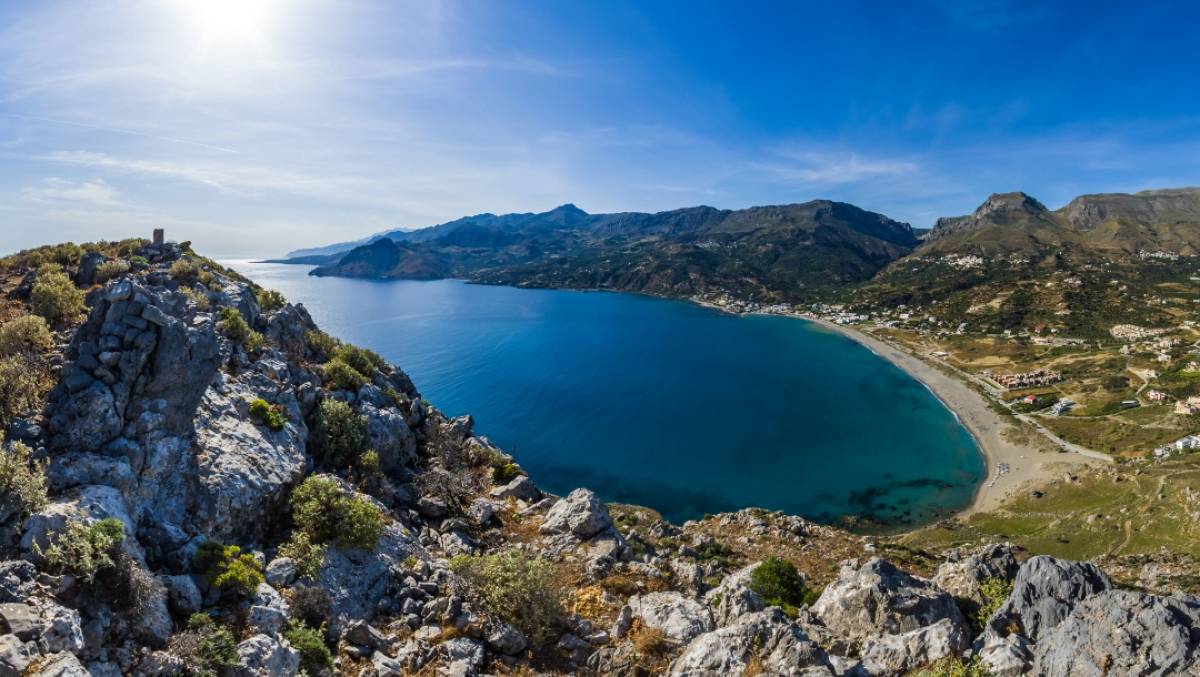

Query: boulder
[
  {"left": 316, "top": 522, "right": 424, "bottom": 634},
  {"left": 234, "top": 634, "right": 300, "bottom": 676},
  {"left": 162, "top": 575, "right": 201, "bottom": 616},
  {"left": 485, "top": 623, "right": 527, "bottom": 656},
  {"left": 489, "top": 475, "right": 541, "bottom": 503},
  {"left": 811, "top": 558, "right": 966, "bottom": 653},
  {"left": 28, "top": 652, "right": 89, "bottom": 677},
  {"left": 0, "top": 561, "right": 37, "bottom": 603},
  {"left": 1032, "top": 589, "right": 1200, "bottom": 675},
  {"left": 859, "top": 618, "right": 971, "bottom": 675},
  {"left": 360, "top": 403, "right": 416, "bottom": 471},
  {"left": 983, "top": 555, "right": 1111, "bottom": 644},
  {"left": 0, "top": 634, "right": 34, "bottom": 677},
  {"left": 265, "top": 558, "right": 297, "bottom": 587},
  {"left": 705, "top": 563, "right": 765, "bottom": 627},
  {"left": 539, "top": 488, "right": 612, "bottom": 540},
  {"left": 669, "top": 608, "right": 835, "bottom": 676},
  {"left": 932, "top": 542, "right": 1021, "bottom": 606},
  {"left": 628, "top": 591, "right": 714, "bottom": 644}
]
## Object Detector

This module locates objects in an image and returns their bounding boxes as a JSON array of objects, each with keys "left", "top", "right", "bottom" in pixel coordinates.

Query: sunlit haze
[{"left": 3, "top": 1, "right": 1200, "bottom": 256}]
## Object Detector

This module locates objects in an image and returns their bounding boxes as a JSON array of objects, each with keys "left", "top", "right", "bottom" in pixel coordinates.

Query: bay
[{"left": 229, "top": 261, "right": 984, "bottom": 527}]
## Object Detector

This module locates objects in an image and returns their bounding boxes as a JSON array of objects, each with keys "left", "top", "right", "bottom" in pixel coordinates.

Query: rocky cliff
[{"left": 0, "top": 239, "right": 1197, "bottom": 676}]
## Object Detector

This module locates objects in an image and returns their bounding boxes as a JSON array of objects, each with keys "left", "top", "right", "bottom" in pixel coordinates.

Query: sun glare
[{"left": 178, "top": 0, "right": 275, "bottom": 51}]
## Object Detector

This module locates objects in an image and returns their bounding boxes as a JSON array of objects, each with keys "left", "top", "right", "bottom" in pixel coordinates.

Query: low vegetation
[
  {"left": 93, "top": 259, "right": 130, "bottom": 283},
  {"left": 282, "top": 621, "right": 334, "bottom": 674},
  {"left": 0, "top": 438, "right": 47, "bottom": 519},
  {"left": 290, "top": 476, "right": 384, "bottom": 551},
  {"left": 277, "top": 530, "right": 326, "bottom": 581},
  {"left": 248, "top": 397, "right": 288, "bottom": 431},
  {"left": 218, "top": 307, "right": 263, "bottom": 352},
  {"left": 0, "top": 315, "right": 54, "bottom": 357},
  {"left": 195, "top": 541, "right": 265, "bottom": 598},
  {"left": 449, "top": 550, "right": 564, "bottom": 643},
  {"left": 168, "top": 613, "right": 239, "bottom": 677},
  {"left": 973, "top": 577, "right": 1013, "bottom": 631},
  {"left": 312, "top": 399, "right": 366, "bottom": 467},
  {"left": 40, "top": 517, "right": 126, "bottom": 584},
  {"left": 748, "top": 557, "right": 821, "bottom": 616},
  {"left": 256, "top": 288, "right": 286, "bottom": 312},
  {"left": 0, "top": 354, "right": 51, "bottom": 430},
  {"left": 30, "top": 264, "right": 85, "bottom": 328},
  {"left": 321, "top": 356, "right": 368, "bottom": 391}
]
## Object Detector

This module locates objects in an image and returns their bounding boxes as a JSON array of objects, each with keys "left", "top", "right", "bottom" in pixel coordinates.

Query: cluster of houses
[
  {"left": 938, "top": 254, "right": 985, "bottom": 270},
  {"left": 1109, "top": 324, "right": 1170, "bottom": 341},
  {"left": 1153, "top": 434, "right": 1200, "bottom": 459},
  {"left": 983, "top": 368, "right": 1063, "bottom": 390}
]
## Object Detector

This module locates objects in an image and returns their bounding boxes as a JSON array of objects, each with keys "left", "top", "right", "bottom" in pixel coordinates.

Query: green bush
[
  {"left": 40, "top": 518, "right": 126, "bottom": 584},
  {"left": 44, "top": 243, "right": 83, "bottom": 267},
  {"left": 93, "top": 259, "right": 130, "bottom": 284},
  {"left": 749, "top": 557, "right": 820, "bottom": 616},
  {"left": 334, "top": 344, "right": 384, "bottom": 377},
  {"left": 168, "top": 613, "right": 240, "bottom": 677},
  {"left": 0, "top": 439, "right": 47, "bottom": 519},
  {"left": 973, "top": 577, "right": 1013, "bottom": 631},
  {"left": 492, "top": 463, "right": 522, "bottom": 484},
  {"left": 321, "top": 357, "right": 367, "bottom": 391},
  {"left": 0, "top": 354, "right": 49, "bottom": 430},
  {"left": 450, "top": 550, "right": 564, "bottom": 643},
  {"left": 0, "top": 315, "right": 54, "bottom": 357},
  {"left": 256, "top": 289, "right": 286, "bottom": 312},
  {"left": 218, "top": 307, "right": 264, "bottom": 352},
  {"left": 277, "top": 531, "right": 327, "bottom": 581},
  {"left": 30, "top": 265, "right": 85, "bottom": 328},
  {"left": 195, "top": 541, "right": 264, "bottom": 597},
  {"left": 291, "top": 476, "right": 384, "bottom": 551},
  {"left": 248, "top": 398, "right": 288, "bottom": 431},
  {"left": 312, "top": 399, "right": 366, "bottom": 467},
  {"left": 909, "top": 656, "right": 992, "bottom": 677},
  {"left": 169, "top": 258, "right": 202, "bottom": 284},
  {"left": 305, "top": 330, "right": 340, "bottom": 361},
  {"left": 282, "top": 621, "right": 334, "bottom": 674},
  {"left": 179, "top": 286, "right": 210, "bottom": 311}
]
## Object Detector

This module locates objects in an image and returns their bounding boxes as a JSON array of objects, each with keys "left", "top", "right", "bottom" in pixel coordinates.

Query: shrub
[
  {"left": 312, "top": 399, "right": 366, "bottom": 467},
  {"left": 973, "top": 577, "right": 1013, "bottom": 631},
  {"left": 0, "top": 315, "right": 54, "bottom": 357},
  {"left": 289, "top": 585, "right": 332, "bottom": 629},
  {"left": 129, "top": 255, "right": 150, "bottom": 268},
  {"left": 168, "top": 613, "right": 239, "bottom": 677},
  {"left": 334, "top": 344, "right": 384, "bottom": 377},
  {"left": 0, "top": 439, "right": 47, "bottom": 518},
  {"left": 109, "top": 552, "right": 166, "bottom": 615},
  {"left": 93, "top": 259, "right": 130, "bottom": 284},
  {"left": 321, "top": 357, "right": 367, "bottom": 391},
  {"left": 30, "top": 265, "right": 85, "bottom": 327},
  {"left": 449, "top": 550, "right": 564, "bottom": 643},
  {"left": 256, "top": 288, "right": 287, "bottom": 312},
  {"left": 492, "top": 463, "right": 522, "bottom": 485},
  {"left": 282, "top": 621, "right": 333, "bottom": 674},
  {"left": 40, "top": 518, "right": 126, "bottom": 584},
  {"left": 290, "top": 476, "right": 384, "bottom": 551},
  {"left": 218, "top": 307, "right": 264, "bottom": 351},
  {"left": 631, "top": 625, "right": 668, "bottom": 656},
  {"left": 45, "top": 243, "right": 83, "bottom": 267},
  {"left": 0, "top": 354, "right": 49, "bottom": 430},
  {"left": 749, "top": 557, "right": 819, "bottom": 616},
  {"left": 248, "top": 398, "right": 288, "bottom": 431},
  {"left": 195, "top": 541, "right": 264, "bottom": 597},
  {"left": 305, "top": 330, "right": 340, "bottom": 361},
  {"left": 909, "top": 656, "right": 991, "bottom": 677},
  {"left": 179, "top": 286, "right": 210, "bottom": 311},
  {"left": 169, "top": 258, "right": 202, "bottom": 284},
  {"left": 277, "top": 531, "right": 326, "bottom": 581}
]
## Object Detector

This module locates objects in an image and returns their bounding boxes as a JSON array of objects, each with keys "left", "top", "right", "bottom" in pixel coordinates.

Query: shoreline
[{"left": 795, "top": 315, "right": 1100, "bottom": 516}]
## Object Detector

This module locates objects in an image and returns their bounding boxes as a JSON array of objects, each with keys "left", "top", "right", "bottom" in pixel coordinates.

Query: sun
[{"left": 178, "top": 0, "right": 275, "bottom": 51}]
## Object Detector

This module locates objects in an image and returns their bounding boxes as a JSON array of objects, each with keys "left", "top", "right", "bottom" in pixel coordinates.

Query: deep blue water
[{"left": 228, "top": 261, "right": 984, "bottom": 527}]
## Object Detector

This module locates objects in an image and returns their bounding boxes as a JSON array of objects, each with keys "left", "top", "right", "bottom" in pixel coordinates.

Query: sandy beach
[{"left": 801, "top": 317, "right": 1103, "bottom": 516}]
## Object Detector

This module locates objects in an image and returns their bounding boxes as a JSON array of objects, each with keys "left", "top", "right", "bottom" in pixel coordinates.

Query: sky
[{"left": 2, "top": 0, "right": 1200, "bottom": 257}]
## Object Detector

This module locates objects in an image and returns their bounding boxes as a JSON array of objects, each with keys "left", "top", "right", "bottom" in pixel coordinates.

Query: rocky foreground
[{"left": 0, "top": 240, "right": 1198, "bottom": 676}]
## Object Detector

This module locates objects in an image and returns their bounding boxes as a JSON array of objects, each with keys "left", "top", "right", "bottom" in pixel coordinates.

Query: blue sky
[{"left": 2, "top": 0, "right": 1199, "bottom": 257}]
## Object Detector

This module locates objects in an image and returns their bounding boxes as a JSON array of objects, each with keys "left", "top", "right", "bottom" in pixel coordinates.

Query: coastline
[{"left": 797, "top": 315, "right": 1099, "bottom": 516}]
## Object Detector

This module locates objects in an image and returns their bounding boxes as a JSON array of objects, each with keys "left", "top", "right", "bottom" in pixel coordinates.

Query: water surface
[{"left": 229, "top": 261, "right": 984, "bottom": 527}]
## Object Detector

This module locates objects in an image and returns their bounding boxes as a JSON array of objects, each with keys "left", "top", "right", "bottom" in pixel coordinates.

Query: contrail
[{"left": 3, "top": 113, "right": 239, "bottom": 154}]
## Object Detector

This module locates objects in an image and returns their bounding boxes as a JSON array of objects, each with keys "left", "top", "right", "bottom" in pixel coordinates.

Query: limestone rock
[
  {"left": 234, "top": 634, "right": 300, "bottom": 676},
  {"left": 705, "top": 563, "right": 765, "bottom": 627},
  {"left": 629, "top": 591, "right": 714, "bottom": 644},
  {"left": 28, "top": 652, "right": 89, "bottom": 677},
  {"left": 316, "top": 521, "right": 423, "bottom": 634},
  {"left": 1032, "top": 589, "right": 1200, "bottom": 675},
  {"left": 859, "top": 618, "right": 971, "bottom": 675},
  {"left": 485, "top": 623, "right": 527, "bottom": 656},
  {"left": 983, "top": 555, "right": 1111, "bottom": 644},
  {"left": 488, "top": 475, "right": 540, "bottom": 503},
  {"left": 811, "top": 558, "right": 966, "bottom": 653},
  {"left": 360, "top": 403, "right": 416, "bottom": 471},
  {"left": 0, "top": 634, "right": 34, "bottom": 677},
  {"left": 669, "top": 608, "right": 835, "bottom": 676},
  {"left": 539, "top": 488, "right": 611, "bottom": 540},
  {"left": 932, "top": 542, "right": 1021, "bottom": 606}
]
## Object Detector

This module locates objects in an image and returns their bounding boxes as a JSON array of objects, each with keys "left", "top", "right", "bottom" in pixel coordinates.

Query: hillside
[
  {"left": 1, "top": 237, "right": 1198, "bottom": 675},
  {"left": 307, "top": 201, "right": 920, "bottom": 301}
]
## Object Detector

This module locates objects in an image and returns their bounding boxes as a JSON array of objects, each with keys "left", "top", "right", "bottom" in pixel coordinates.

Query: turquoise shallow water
[{"left": 229, "top": 261, "right": 984, "bottom": 527}]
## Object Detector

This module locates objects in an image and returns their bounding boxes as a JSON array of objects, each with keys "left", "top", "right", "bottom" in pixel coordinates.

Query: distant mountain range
[{"left": 277, "top": 187, "right": 1200, "bottom": 304}]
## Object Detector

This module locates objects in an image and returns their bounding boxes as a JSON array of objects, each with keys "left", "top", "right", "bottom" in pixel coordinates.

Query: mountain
[
  {"left": 920, "top": 187, "right": 1200, "bottom": 257},
  {"left": 307, "top": 200, "right": 920, "bottom": 301}
]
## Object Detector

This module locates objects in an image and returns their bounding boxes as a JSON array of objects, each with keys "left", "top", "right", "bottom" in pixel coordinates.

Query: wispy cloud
[
  {"left": 21, "top": 177, "right": 128, "bottom": 208},
  {"left": 755, "top": 149, "right": 920, "bottom": 185}
]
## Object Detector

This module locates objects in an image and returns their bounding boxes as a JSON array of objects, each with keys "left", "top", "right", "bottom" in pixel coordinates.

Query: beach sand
[{"left": 803, "top": 317, "right": 1103, "bottom": 516}]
